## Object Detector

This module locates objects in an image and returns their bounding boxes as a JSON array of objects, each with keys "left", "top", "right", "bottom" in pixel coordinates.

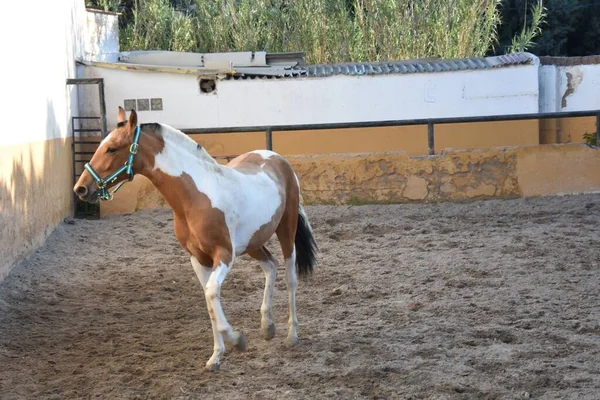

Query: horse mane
[{"left": 147, "top": 123, "right": 216, "bottom": 164}]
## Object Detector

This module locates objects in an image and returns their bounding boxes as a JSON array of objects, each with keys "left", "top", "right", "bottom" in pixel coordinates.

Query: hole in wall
[{"left": 199, "top": 78, "right": 216, "bottom": 94}]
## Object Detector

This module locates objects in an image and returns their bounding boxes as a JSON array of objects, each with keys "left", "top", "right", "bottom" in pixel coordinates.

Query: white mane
[{"left": 158, "top": 123, "right": 217, "bottom": 164}]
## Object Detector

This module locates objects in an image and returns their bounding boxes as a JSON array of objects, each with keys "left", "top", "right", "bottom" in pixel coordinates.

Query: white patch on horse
[
  {"left": 205, "top": 261, "right": 245, "bottom": 349},
  {"left": 284, "top": 248, "right": 299, "bottom": 344},
  {"left": 258, "top": 257, "right": 277, "bottom": 339},
  {"left": 190, "top": 256, "right": 224, "bottom": 368},
  {"left": 251, "top": 149, "right": 276, "bottom": 159},
  {"left": 153, "top": 124, "right": 282, "bottom": 255}
]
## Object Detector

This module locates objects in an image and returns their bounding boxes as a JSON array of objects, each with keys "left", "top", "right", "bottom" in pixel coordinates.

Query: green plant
[
  {"left": 583, "top": 131, "right": 597, "bottom": 146},
  {"left": 508, "top": 0, "right": 546, "bottom": 53},
  {"left": 119, "top": 0, "right": 512, "bottom": 63},
  {"left": 86, "top": 0, "right": 122, "bottom": 12}
]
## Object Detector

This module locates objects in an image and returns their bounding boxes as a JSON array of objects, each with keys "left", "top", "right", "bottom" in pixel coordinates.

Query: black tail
[{"left": 295, "top": 208, "right": 317, "bottom": 276}]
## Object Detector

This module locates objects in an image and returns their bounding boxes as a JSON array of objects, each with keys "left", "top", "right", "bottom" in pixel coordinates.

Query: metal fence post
[
  {"left": 266, "top": 127, "right": 273, "bottom": 150},
  {"left": 98, "top": 79, "right": 108, "bottom": 138},
  {"left": 427, "top": 121, "right": 435, "bottom": 155}
]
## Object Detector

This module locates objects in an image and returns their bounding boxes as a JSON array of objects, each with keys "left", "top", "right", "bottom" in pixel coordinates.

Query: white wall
[
  {"left": 0, "top": 0, "right": 87, "bottom": 280},
  {"left": 539, "top": 64, "right": 600, "bottom": 113},
  {"left": 0, "top": 0, "right": 86, "bottom": 146},
  {"left": 84, "top": 10, "right": 119, "bottom": 62},
  {"left": 79, "top": 64, "right": 539, "bottom": 130}
]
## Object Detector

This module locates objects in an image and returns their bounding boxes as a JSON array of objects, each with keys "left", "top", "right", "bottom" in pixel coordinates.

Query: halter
[{"left": 84, "top": 125, "right": 141, "bottom": 201}]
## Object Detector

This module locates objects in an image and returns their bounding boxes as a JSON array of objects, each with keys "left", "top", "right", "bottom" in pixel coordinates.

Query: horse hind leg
[
  {"left": 276, "top": 212, "right": 300, "bottom": 345},
  {"left": 248, "top": 247, "right": 278, "bottom": 340},
  {"left": 277, "top": 202, "right": 318, "bottom": 346},
  {"left": 283, "top": 247, "right": 299, "bottom": 345}
]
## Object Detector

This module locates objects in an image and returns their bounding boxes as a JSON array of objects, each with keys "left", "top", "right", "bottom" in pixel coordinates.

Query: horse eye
[{"left": 106, "top": 147, "right": 117, "bottom": 154}]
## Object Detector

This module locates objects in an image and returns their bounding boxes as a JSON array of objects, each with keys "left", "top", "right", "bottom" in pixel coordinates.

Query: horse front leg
[
  {"left": 204, "top": 253, "right": 247, "bottom": 355},
  {"left": 190, "top": 256, "right": 225, "bottom": 371}
]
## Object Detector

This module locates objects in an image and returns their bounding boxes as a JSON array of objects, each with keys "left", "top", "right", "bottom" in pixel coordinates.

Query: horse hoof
[
  {"left": 205, "top": 363, "right": 220, "bottom": 373},
  {"left": 262, "top": 323, "right": 276, "bottom": 340},
  {"left": 234, "top": 332, "right": 247, "bottom": 351},
  {"left": 285, "top": 335, "right": 299, "bottom": 346}
]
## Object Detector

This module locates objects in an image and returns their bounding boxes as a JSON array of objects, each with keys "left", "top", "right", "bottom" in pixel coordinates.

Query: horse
[{"left": 74, "top": 107, "right": 317, "bottom": 372}]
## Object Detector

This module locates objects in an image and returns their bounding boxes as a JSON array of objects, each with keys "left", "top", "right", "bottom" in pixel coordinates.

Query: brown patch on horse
[
  {"left": 132, "top": 125, "right": 164, "bottom": 175},
  {"left": 152, "top": 170, "right": 233, "bottom": 267},
  {"left": 226, "top": 152, "right": 267, "bottom": 174},
  {"left": 247, "top": 246, "right": 276, "bottom": 263},
  {"left": 103, "top": 124, "right": 165, "bottom": 188}
]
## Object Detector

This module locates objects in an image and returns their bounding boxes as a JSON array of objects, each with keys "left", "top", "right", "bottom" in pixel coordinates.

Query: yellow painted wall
[
  {"left": 435, "top": 120, "right": 539, "bottom": 152},
  {"left": 517, "top": 144, "right": 600, "bottom": 197},
  {"left": 100, "top": 144, "right": 600, "bottom": 216},
  {"left": 540, "top": 117, "right": 596, "bottom": 144},
  {"left": 188, "top": 120, "right": 538, "bottom": 158},
  {"left": 272, "top": 126, "right": 428, "bottom": 156},
  {"left": 560, "top": 117, "right": 596, "bottom": 144},
  {"left": 0, "top": 138, "right": 73, "bottom": 279},
  {"left": 190, "top": 132, "right": 266, "bottom": 158}
]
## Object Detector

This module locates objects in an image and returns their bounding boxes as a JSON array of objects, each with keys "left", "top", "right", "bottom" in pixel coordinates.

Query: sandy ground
[{"left": 1, "top": 194, "right": 600, "bottom": 399}]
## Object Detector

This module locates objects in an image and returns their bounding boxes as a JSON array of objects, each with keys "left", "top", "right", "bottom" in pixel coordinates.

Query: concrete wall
[
  {"left": 0, "top": 0, "right": 86, "bottom": 279},
  {"left": 539, "top": 58, "right": 600, "bottom": 144},
  {"left": 84, "top": 9, "right": 119, "bottom": 62},
  {"left": 80, "top": 65, "right": 540, "bottom": 129},
  {"left": 78, "top": 63, "right": 540, "bottom": 156},
  {"left": 100, "top": 143, "right": 600, "bottom": 216},
  {"left": 80, "top": 53, "right": 600, "bottom": 156}
]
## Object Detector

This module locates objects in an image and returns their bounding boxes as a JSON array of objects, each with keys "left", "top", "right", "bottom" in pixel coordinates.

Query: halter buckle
[{"left": 130, "top": 143, "right": 139, "bottom": 154}]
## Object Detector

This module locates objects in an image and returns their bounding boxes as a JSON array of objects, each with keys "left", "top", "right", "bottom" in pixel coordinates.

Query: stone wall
[{"left": 288, "top": 148, "right": 520, "bottom": 204}]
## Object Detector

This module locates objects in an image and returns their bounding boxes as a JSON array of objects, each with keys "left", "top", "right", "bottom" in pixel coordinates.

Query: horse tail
[{"left": 295, "top": 205, "right": 317, "bottom": 276}]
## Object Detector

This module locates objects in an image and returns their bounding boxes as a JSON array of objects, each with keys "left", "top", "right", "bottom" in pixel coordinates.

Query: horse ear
[
  {"left": 128, "top": 109, "right": 138, "bottom": 132},
  {"left": 117, "top": 106, "right": 126, "bottom": 123}
]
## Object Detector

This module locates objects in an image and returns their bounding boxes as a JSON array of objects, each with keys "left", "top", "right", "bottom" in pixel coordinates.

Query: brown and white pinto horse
[{"left": 74, "top": 108, "right": 317, "bottom": 371}]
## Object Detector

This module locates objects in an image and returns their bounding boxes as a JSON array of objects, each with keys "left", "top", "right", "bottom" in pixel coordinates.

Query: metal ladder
[{"left": 66, "top": 78, "right": 108, "bottom": 218}]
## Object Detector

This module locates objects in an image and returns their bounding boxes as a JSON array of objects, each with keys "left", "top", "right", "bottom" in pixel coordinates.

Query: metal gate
[{"left": 66, "top": 78, "right": 108, "bottom": 218}]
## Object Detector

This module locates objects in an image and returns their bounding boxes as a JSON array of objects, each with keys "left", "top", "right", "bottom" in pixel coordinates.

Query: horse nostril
[{"left": 75, "top": 186, "right": 88, "bottom": 196}]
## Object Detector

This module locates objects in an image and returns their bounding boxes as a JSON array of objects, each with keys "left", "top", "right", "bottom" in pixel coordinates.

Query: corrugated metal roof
[{"left": 234, "top": 52, "right": 538, "bottom": 79}]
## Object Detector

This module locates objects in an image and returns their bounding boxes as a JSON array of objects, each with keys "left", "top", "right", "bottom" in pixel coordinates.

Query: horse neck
[{"left": 138, "top": 126, "right": 223, "bottom": 215}]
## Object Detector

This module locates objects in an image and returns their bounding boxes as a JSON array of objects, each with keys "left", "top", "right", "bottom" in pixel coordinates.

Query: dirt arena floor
[{"left": 1, "top": 194, "right": 599, "bottom": 399}]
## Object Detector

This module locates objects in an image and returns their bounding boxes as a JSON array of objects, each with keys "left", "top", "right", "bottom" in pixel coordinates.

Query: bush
[
  {"left": 90, "top": 0, "right": 544, "bottom": 64},
  {"left": 583, "top": 132, "right": 597, "bottom": 146}
]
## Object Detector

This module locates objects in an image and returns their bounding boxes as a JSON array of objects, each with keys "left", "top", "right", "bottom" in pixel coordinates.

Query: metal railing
[{"left": 183, "top": 109, "right": 600, "bottom": 155}]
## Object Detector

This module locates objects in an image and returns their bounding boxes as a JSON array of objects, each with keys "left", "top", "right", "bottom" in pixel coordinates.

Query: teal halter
[{"left": 84, "top": 125, "right": 141, "bottom": 201}]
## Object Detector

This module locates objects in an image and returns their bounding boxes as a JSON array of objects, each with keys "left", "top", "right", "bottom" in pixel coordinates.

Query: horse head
[{"left": 74, "top": 107, "right": 140, "bottom": 202}]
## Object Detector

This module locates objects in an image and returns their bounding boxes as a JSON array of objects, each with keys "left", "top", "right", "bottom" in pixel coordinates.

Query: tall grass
[
  {"left": 120, "top": 0, "right": 513, "bottom": 63},
  {"left": 508, "top": 0, "right": 546, "bottom": 53}
]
